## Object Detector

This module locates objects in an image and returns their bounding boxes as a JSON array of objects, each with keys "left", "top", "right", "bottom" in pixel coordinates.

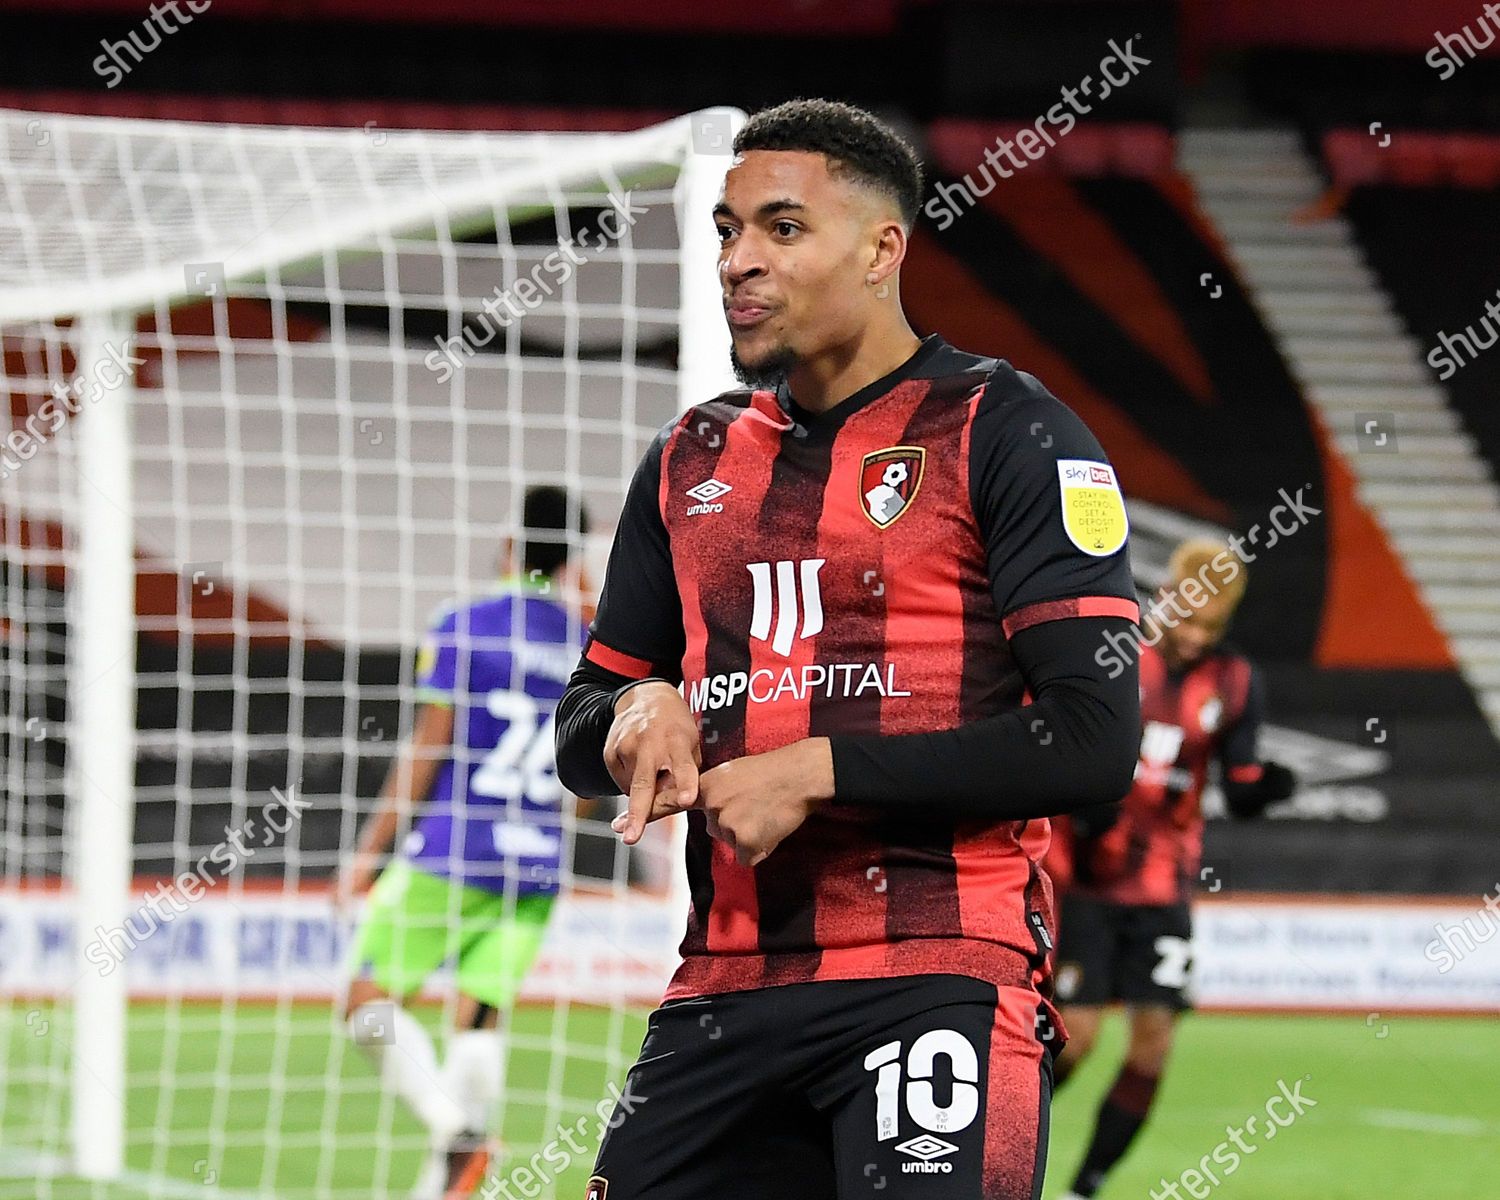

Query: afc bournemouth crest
[
  {"left": 859, "top": 445, "right": 925, "bottom": 529},
  {"left": 1198, "top": 695, "right": 1223, "bottom": 734}
]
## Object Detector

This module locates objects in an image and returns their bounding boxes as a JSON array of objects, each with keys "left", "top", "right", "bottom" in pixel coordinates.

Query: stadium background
[{"left": 1, "top": 1, "right": 1498, "bottom": 1198}]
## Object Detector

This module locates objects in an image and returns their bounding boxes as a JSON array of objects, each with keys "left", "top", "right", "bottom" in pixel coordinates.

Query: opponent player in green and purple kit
[{"left": 338, "top": 486, "right": 588, "bottom": 1200}]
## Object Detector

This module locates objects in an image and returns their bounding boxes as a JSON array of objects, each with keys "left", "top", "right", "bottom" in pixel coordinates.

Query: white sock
[
  {"left": 348, "top": 1001, "right": 466, "bottom": 1146},
  {"left": 441, "top": 1028, "right": 505, "bottom": 1135}
]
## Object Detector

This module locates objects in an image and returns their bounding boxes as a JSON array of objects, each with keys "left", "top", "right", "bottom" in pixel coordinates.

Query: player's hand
[
  {"left": 1260, "top": 760, "right": 1297, "bottom": 803},
  {"left": 698, "top": 739, "right": 834, "bottom": 867},
  {"left": 605, "top": 682, "right": 701, "bottom": 846},
  {"left": 1224, "top": 759, "right": 1297, "bottom": 818}
]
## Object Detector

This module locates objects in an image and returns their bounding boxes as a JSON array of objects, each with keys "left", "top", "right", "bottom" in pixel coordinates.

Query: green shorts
[{"left": 345, "top": 861, "right": 555, "bottom": 1009}]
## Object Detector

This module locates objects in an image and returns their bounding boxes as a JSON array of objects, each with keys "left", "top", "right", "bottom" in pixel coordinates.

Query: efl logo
[
  {"left": 686, "top": 477, "right": 732, "bottom": 516},
  {"left": 748, "top": 558, "right": 824, "bottom": 656}
]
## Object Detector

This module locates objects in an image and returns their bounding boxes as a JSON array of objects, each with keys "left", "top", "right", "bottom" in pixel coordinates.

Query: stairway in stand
[{"left": 1180, "top": 127, "right": 1500, "bottom": 737}]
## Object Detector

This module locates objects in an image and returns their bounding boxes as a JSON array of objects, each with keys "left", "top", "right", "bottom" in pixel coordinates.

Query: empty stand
[{"left": 1180, "top": 128, "right": 1500, "bottom": 735}]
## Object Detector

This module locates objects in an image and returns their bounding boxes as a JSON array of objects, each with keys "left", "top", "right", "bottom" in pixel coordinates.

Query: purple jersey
[{"left": 404, "top": 581, "right": 584, "bottom": 895}]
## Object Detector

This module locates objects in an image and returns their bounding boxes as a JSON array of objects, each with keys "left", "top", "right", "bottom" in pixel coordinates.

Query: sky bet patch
[{"left": 1056, "top": 459, "right": 1128, "bottom": 556}]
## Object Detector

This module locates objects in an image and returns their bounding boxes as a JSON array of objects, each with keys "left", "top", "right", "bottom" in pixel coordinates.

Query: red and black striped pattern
[
  {"left": 652, "top": 352, "right": 1085, "bottom": 1000},
  {"left": 1066, "top": 642, "right": 1254, "bottom": 906}
]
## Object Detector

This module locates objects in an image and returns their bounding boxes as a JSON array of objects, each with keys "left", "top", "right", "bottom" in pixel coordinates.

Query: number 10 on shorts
[{"left": 863, "top": 1029, "right": 980, "bottom": 1141}]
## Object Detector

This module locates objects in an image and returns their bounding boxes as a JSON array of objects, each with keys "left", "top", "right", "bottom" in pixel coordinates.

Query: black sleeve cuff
[{"left": 610, "top": 676, "right": 675, "bottom": 710}]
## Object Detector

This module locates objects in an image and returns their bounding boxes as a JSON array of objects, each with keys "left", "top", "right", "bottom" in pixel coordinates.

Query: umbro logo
[
  {"left": 896, "top": 1134, "right": 959, "bottom": 1174},
  {"left": 686, "top": 477, "right": 732, "bottom": 515},
  {"left": 896, "top": 1135, "right": 959, "bottom": 1162}
]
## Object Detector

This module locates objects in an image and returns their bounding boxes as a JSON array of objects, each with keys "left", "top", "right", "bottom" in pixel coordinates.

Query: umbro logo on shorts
[
  {"left": 895, "top": 1134, "right": 960, "bottom": 1174},
  {"left": 896, "top": 1134, "right": 959, "bottom": 1161}
]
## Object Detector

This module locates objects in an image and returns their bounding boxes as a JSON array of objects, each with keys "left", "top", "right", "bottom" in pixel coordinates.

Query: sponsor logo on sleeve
[{"left": 1056, "top": 459, "right": 1128, "bottom": 556}]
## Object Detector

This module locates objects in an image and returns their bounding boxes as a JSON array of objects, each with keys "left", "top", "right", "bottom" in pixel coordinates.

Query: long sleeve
[
  {"left": 829, "top": 367, "right": 1141, "bottom": 819},
  {"left": 555, "top": 422, "right": 685, "bottom": 798},
  {"left": 1218, "top": 665, "right": 1296, "bottom": 818},
  {"left": 829, "top": 616, "right": 1139, "bottom": 817}
]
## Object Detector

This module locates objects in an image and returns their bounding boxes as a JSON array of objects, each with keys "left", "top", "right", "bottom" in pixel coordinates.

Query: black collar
[{"left": 777, "top": 333, "right": 946, "bottom": 432}]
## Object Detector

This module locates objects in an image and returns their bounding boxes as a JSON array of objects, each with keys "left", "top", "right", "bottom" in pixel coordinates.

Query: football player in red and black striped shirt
[
  {"left": 556, "top": 99, "right": 1141, "bottom": 1200},
  {"left": 1048, "top": 539, "right": 1295, "bottom": 1200}
]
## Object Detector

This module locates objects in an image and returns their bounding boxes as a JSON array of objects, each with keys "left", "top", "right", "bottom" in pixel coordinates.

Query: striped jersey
[
  {"left": 1053, "top": 640, "right": 1263, "bottom": 907},
  {"left": 585, "top": 335, "right": 1137, "bottom": 998}
]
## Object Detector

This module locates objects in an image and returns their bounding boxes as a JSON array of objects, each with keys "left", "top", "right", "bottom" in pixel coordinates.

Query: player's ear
[{"left": 865, "top": 219, "right": 906, "bottom": 294}]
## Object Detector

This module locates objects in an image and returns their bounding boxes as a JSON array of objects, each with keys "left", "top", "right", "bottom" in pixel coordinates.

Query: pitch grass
[
  {"left": 3, "top": 1002, "right": 1495, "bottom": 1199},
  {"left": 1044, "top": 1010, "right": 1498, "bottom": 1199}
]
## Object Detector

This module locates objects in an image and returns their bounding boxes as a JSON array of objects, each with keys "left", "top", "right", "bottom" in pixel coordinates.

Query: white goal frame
[{"left": 0, "top": 105, "right": 742, "bottom": 1183}]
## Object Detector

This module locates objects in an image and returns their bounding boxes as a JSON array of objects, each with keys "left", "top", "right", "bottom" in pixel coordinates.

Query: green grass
[
  {"left": 1044, "top": 1010, "right": 1500, "bottom": 1200},
  {"left": 4, "top": 1002, "right": 1494, "bottom": 1199},
  {"left": 1, "top": 1000, "right": 648, "bottom": 1200}
]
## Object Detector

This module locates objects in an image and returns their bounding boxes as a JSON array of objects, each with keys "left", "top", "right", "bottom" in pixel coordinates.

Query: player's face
[
  {"left": 715, "top": 150, "right": 889, "bottom": 386},
  {"left": 1159, "top": 590, "right": 1234, "bottom": 668}
]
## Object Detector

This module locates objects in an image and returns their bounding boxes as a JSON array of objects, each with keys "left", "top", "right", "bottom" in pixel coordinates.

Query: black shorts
[
  {"left": 1052, "top": 894, "right": 1194, "bottom": 1011},
  {"left": 588, "top": 974, "right": 1058, "bottom": 1200}
]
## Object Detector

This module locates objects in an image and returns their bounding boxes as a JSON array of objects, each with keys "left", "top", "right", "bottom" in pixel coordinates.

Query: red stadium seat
[
  {"left": 927, "top": 119, "right": 1175, "bottom": 180},
  {"left": 1323, "top": 128, "right": 1500, "bottom": 189}
]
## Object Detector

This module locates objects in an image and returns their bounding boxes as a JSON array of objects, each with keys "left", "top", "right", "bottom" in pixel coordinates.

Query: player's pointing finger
[{"left": 620, "top": 755, "right": 660, "bottom": 846}]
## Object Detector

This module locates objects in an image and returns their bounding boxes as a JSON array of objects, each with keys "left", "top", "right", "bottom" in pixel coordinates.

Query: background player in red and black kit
[
  {"left": 556, "top": 99, "right": 1143, "bottom": 1200},
  {"left": 1048, "top": 539, "right": 1296, "bottom": 1200}
]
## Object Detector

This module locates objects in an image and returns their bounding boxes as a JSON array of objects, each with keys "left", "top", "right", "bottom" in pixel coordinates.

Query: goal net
[{"left": 0, "top": 105, "right": 738, "bottom": 1200}]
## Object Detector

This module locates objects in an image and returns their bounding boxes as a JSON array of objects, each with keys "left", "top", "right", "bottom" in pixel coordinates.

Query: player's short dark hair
[
  {"left": 520, "top": 485, "right": 587, "bottom": 578},
  {"left": 733, "top": 99, "right": 924, "bottom": 229}
]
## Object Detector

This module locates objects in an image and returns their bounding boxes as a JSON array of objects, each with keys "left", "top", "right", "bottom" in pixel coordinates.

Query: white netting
[{"left": 0, "top": 106, "right": 736, "bottom": 1200}]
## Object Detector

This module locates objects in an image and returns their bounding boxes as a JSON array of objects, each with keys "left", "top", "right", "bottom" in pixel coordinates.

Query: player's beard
[{"left": 730, "top": 341, "right": 797, "bottom": 389}]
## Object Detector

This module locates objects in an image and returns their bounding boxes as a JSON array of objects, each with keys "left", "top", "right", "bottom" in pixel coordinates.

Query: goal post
[
  {"left": 0, "top": 104, "right": 742, "bottom": 1197},
  {"left": 67, "top": 309, "right": 138, "bottom": 1181}
]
